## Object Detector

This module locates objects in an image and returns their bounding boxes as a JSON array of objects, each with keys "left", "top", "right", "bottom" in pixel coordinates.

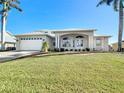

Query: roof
[
  {"left": 52, "top": 28, "right": 97, "bottom": 33},
  {"left": 16, "top": 28, "right": 96, "bottom": 37},
  {"left": 0, "top": 31, "right": 16, "bottom": 43},
  {"left": 15, "top": 29, "right": 112, "bottom": 39},
  {"left": 94, "top": 34, "right": 112, "bottom": 38},
  {"left": 15, "top": 31, "right": 55, "bottom": 37}
]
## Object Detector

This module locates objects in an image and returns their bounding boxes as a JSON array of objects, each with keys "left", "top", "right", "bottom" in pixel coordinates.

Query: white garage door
[{"left": 20, "top": 40, "right": 43, "bottom": 51}]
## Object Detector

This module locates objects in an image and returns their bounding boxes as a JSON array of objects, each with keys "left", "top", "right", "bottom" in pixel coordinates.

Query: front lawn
[{"left": 0, "top": 53, "right": 124, "bottom": 93}]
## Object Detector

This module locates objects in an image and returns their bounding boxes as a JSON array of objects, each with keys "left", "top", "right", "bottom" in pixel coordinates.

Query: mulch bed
[{"left": 35, "top": 51, "right": 109, "bottom": 57}]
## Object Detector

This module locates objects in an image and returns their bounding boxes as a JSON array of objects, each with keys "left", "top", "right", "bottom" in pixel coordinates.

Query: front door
[{"left": 75, "top": 39, "right": 83, "bottom": 49}]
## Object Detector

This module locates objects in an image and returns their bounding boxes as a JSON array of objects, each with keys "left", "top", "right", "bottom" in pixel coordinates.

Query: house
[
  {"left": 112, "top": 41, "right": 124, "bottom": 51},
  {"left": 0, "top": 31, "right": 16, "bottom": 50},
  {"left": 16, "top": 29, "right": 111, "bottom": 51}
]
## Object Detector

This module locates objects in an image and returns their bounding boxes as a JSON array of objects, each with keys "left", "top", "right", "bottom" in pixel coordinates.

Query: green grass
[{"left": 0, "top": 53, "right": 124, "bottom": 93}]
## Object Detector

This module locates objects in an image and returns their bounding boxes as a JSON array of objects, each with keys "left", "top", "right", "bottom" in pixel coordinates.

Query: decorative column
[
  {"left": 55, "top": 35, "right": 58, "bottom": 48},
  {"left": 55, "top": 34, "right": 60, "bottom": 49},
  {"left": 88, "top": 35, "right": 94, "bottom": 51},
  {"left": 94, "top": 37, "right": 96, "bottom": 50},
  {"left": 102, "top": 37, "right": 105, "bottom": 51},
  {"left": 57, "top": 34, "right": 60, "bottom": 49}
]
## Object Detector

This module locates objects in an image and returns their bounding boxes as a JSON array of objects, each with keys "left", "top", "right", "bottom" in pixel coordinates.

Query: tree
[
  {"left": 0, "top": 0, "right": 22, "bottom": 50},
  {"left": 97, "top": 0, "right": 124, "bottom": 52},
  {"left": 42, "top": 42, "right": 49, "bottom": 53}
]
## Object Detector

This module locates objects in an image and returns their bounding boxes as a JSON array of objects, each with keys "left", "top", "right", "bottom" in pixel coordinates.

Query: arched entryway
[{"left": 60, "top": 34, "right": 88, "bottom": 50}]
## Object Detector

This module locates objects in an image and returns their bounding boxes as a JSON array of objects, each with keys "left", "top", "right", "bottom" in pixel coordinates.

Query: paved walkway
[{"left": 0, "top": 51, "right": 40, "bottom": 62}]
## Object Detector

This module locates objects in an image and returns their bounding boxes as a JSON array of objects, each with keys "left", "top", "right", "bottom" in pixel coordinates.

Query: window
[
  {"left": 63, "top": 37, "right": 68, "bottom": 40},
  {"left": 81, "top": 40, "right": 83, "bottom": 47},
  {"left": 96, "top": 39, "right": 101, "bottom": 46},
  {"left": 21, "top": 38, "right": 26, "bottom": 40},
  {"left": 21, "top": 38, "right": 23, "bottom": 40},
  {"left": 53, "top": 42, "right": 55, "bottom": 46},
  {"left": 75, "top": 39, "right": 83, "bottom": 47},
  {"left": 76, "top": 36, "right": 84, "bottom": 38},
  {"left": 73, "top": 40, "right": 75, "bottom": 47},
  {"left": 104, "top": 38, "right": 108, "bottom": 45},
  {"left": 62, "top": 37, "right": 71, "bottom": 47}
]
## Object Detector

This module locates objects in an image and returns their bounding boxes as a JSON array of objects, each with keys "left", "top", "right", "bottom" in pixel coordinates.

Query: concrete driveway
[{"left": 0, "top": 51, "right": 41, "bottom": 62}]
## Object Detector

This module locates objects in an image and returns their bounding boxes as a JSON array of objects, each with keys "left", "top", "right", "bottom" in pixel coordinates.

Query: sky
[{"left": 2, "top": 0, "right": 122, "bottom": 43}]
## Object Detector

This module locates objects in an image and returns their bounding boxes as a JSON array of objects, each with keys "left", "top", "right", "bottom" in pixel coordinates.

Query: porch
[{"left": 55, "top": 33, "right": 94, "bottom": 51}]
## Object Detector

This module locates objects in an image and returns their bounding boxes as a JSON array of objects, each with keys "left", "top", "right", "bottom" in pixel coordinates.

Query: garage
[
  {"left": 20, "top": 39, "right": 43, "bottom": 51},
  {"left": 17, "top": 36, "right": 45, "bottom": 51},
  {"left": 16, "top": 31, "right": 54, "bottom": 51}
]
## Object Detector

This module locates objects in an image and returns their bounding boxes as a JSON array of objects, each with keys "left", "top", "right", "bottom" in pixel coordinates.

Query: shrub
[
  {"left": 12, "top": 47, "right": 16, "bottom": 50},
  {"left": 54, "top": 48, "right": 60, "bottom": 52},
  {"left": 6, "top": 47, "right": 16, "bottom": 51},
  {"left": 75, "top": 49, "right": 78, "bottom": 51},
  {"left": 65, "top": 49, "right": 68, "bottom": 51},
  {"left": 79, "top": 49, "right": 81, "bottom": 51},
  {"left": 70, "top": 49, "right": 73, "bottom": 51},
  {"left": 86, "top": 48, "right": 90, "bottom": 51},
  {"left": 48, "top": 48, "right": 51, "bottom": 51},
  {"left": 60, "top": 48, "right": 64, "bottom": 52},
  {"left": 42, "top": 42, "right": 49, "bottom": 52}
]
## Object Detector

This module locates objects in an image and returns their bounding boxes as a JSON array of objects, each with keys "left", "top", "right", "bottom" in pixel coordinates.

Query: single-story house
[
  {"left": 0, "top": 31, "right": 16, "bottom": 50},
  {"left": 112, "top": 41, "right": 124, "bottom": 51},
  {"left": 16, "top": 29, "right": 111, "bottom": 51}
]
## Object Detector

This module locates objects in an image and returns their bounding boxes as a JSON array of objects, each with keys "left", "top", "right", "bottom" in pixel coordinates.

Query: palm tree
[
  {"left": 97, "top": 0, "right": 124, "bottom": 52},
  {"left": 0, "top": 0, "right": 22, "bottom": 50}
]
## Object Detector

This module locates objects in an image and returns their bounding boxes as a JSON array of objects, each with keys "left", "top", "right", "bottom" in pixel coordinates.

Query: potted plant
[{"left": 42, "top": 42, "right": 49, "bottom": 53}]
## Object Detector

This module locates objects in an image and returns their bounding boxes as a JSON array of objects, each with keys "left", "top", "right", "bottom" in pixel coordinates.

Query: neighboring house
[
  {"left": 112, "top": 41, "right": 124, "bottom": 51},
  {"left": 0, "top": 31, "right": 16, "bottom": 50},
  {"left": 16, "top": 29, "right": 111, "bottom": 51}
]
